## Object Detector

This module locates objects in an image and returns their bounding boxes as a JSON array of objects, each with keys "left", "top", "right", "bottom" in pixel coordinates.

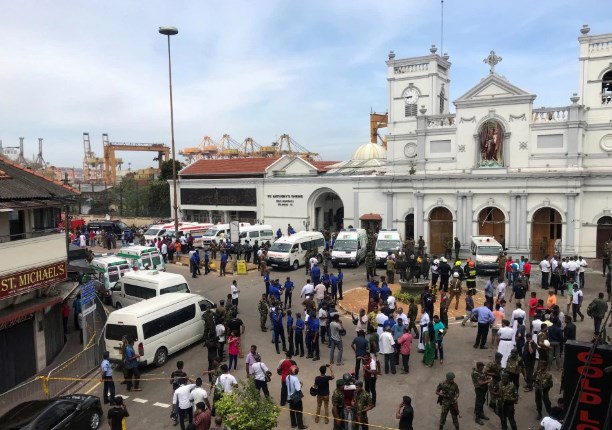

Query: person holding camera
[{"left": 314, "top": 364, "right": 335, "bottom": 424}]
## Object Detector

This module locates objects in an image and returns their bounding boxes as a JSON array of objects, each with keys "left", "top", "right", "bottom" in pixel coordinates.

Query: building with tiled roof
[
  {"left": 0, "top": 155, "right": 80, "bottom": 394},
  {"left": 175, "top": 27, "right": 612, "bottom": 259}
]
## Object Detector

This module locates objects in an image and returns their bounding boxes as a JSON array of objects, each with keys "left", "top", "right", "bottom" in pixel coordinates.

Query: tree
[
  {"left": 215, "top": 379, "right": 281, "bottom": 430},
  {"left": 158, "top": 159, "right": 182, "bottom": 182}
]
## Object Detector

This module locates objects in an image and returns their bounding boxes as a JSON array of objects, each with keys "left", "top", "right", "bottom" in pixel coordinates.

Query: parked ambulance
[
  {"left": 199, "top": 222, "right": 251, "bottom": 248},
  {"left": 375, "top": 229, "right": 403, "bottom": 266},
  {"left": 267, "top": 231, "right": 325, "bottom": 270},
  {"left": 470, "top": 235, "right": 504, "bottom": 274},
  {"left": 143, "top": 221, "right": 199, "bottom": 242},
  {"left": 331, "top": 228, "right": 368, "bottom": 267},
  {"left": 90, "top": 255, "right": 132, "bottom": 304},
  {"left": 238, "top": 224, "right": 275, "bottom": 246},
  {"left": 117, "top": 245, "right": 166, "bottom": 271}
]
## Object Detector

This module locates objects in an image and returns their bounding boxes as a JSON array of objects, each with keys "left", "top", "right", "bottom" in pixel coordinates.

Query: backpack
[{"left": 586, "top": 301, "right": 597, "bottom": 318}]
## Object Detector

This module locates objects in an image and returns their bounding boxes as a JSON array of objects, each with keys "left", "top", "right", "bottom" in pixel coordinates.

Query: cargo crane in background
[
  {"left": 33, "top": 138, "right": 46, "bottom": 168},
  {"left": 102, "top": 134, "right": 169, "bottom": 185},
  {"left": 273, "top": 134, "right": 320, "bottom": 160},
  {"left": 179, "top": 136, "right": 219, "bottom": 163},
  {"left": 370, "top": 112, "right": 388, "bottom": 147},
  {"left": 82, "top": 133, "right": 105, "bottom": 184}
]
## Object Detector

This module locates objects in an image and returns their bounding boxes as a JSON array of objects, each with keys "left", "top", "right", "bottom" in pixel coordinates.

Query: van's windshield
[
  {"left": 375, "top": 240, "right": 401, "bottom": 250},
  {"left": 203, "top": 229, "right": 220, "bottom": 237},
  {"left": 478, "top": 246, "right": 502, "bottom": 256},
  {"left": 108, "top": 268, "right": 120, "bottom": 283},
  {"left": 160, "top": 283, "right": 190, "bottom": 294},
  {"left": 144, "top": 228, "right": 161, "bottom": 236},
  {"left": 271, "top": 243, "right": 292, "bottom": 252},
  {"left": 333, "top": 240, "right": 357, "bottom": 252},
  {"left": 105, "top": 324, "right": 137, "bottom": 341}
]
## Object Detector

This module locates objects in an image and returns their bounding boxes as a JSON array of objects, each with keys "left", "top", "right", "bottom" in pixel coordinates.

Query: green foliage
[
  {"left": 395, "top": 291, "right": 416, "bottom": 304},
  {"left": 159, "top": 159, "right": 182, "bottom": 181},
  {"left": 215, "top": 379, "right": 281, "bottom": 430}
]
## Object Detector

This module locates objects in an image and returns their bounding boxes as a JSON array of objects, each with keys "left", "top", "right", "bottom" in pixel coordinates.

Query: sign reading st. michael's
[{"left": 0, "top": 261, "right": 67, "bottom": 300}]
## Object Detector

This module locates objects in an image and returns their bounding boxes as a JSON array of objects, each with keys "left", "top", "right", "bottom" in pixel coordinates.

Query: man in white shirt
[
  {"left": 161, "top": 241, "right": 168, "bottom": 263},
  {"left": 216, "top": 323, "right": 226, "bottom": 360},
  {"left": 251, "top": 354, "right": 271, "bottom": 398},
  {"left": 375, "top": 310, "right": 388, "bottom": 337},
  {"left": 216, "top": 364, "right": 237, "bottom": 394},
  {"left": 510, "top": 303, "right": 526, "bottom": 330},
  {"left": 578, "top": 256, "right": 587, "bottom": 288},
  {"left": 230, "top": 280, "right": 240, "bottom": 313},
  {"left": 300, "top": 280, "right": 314, "bottom": 299},
  {"left": 395, "top": 307, "right": 409, "bottom": 325},
  {"left": 417, "top": 311, "right": 430, "bottom": 352},
  {"left": 387, "top": 294, "right": 396, "bottom": 312},
  {"left": 189, "top": 377, "right": 210, "bottom": 412},
  {"left": 379, "top": 326, "right": 396, "bottom": 375},
  {"left": 496, "top": 280, "right": 507, "bottom": 302},
  {"left": 314, "top": 282, "right": 326, "bottom": 308},
  {"left": 173, "top": 382, "right": 196, "bottom": 429},
  {"left": 571, "top": 284, "right": 584, "bottom": 321},
  {"left": 539, "top": 406, "right": 563, "bottom": 430},
  {"left": 310, "top": 256, "right": 319, "bottom": 270},
  {"left": 540, "top": 258, "right": 551, "bottom": 289}
]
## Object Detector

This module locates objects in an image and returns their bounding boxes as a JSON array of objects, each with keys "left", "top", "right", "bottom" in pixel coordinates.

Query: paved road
[{"left": 75, "top": 260, "right": 607, "bottom": 430}]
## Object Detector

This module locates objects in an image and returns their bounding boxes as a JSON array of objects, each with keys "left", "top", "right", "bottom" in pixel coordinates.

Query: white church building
[{"left": 175, "top": 25, "right": 612, "bottom": 259}]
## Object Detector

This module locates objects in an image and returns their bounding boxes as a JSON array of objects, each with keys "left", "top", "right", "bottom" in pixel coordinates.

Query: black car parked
[{"left": 0, "top": 394, "right": 103, "bottom": 429}]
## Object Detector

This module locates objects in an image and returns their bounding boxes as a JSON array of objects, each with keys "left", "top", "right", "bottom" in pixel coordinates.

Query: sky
[{"left": 0, "top": 1, "right": 609, "bottom": 169}]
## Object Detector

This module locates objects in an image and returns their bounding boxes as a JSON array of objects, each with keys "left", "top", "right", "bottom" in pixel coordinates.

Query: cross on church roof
[{"left": 483, "top": 50, "right": 502, "bottom": 74}]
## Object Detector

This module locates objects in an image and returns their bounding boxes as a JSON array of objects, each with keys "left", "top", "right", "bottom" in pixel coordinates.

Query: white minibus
[
  {"left": 331, "top": 228, "right": 368, "bottom": 267},
  {"left": 110, "top": 270, "right": 190, "bottom": 309},
  {"left": 266, "top": 231, "right": 325, "bottom": 270}
]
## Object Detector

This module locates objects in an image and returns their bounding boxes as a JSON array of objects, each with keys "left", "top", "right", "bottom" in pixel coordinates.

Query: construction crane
[
  {"left": 16, "top": 137, "right": 27, "bottom": 165},
  {"left": 217, "top": 134, "right": 241, "bottom": 158},
  {"left": 239, "top": 137, "right": 262, "bottom": 157},
  {"left": 370, "top": 112, "right": 388, "bottom": 147},
  {"left": 33, "top": 138, "right": 46, "bottom": 168},
  {"left": 179, "top": 135, "right": 219, "bottom": 164},
  {"left": 82, "top": 132, "right": 105, "bottom": 184},
  {"left": 274, "top": 134, "right": 320, "bottom": 160},
  {"left": 102, "top": 133, "right": 170, "bottom": 185}
]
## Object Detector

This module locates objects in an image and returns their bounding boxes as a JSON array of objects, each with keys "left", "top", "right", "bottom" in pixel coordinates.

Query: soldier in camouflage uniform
[
  {"left": 493, "top": 372, "right": 518, "bottom": 430},
  {"left": 365, "top": 252, "right": 375, "bottom": 281},
  {"left": 203, "top": 308, "right": 217, "bottom": 342},
  {"left": 504, "top": 349, "right": 526, "bottom": 390},
  {"left": 603, "top": 238, "right": 611, "bottom": 276},
  {"left": 331, "top": 379, "right": 345, "bottom": 430},
  {"left": 472, "top": 361, "right": 492, "bottom": 425},
  {"left": 258, "top": 293, "right": 269, "bottom": 332},
  {"left": 443, "top": 237, "right": 453, "bottom": 260},
  {"left": 405, "top": 238, "right": 415, "bottom": 256},
  {"left": 435, "top": 372, "right": 460, "bottom": 430},
  {"left": 485, "top": 352, "right": 503, "bottom": 409},
  {"left": 215, "top": 300, "right": 227, "bottom": 326},
  {"left": 304, "top": 249, "right": 312, "bottom": 275},
  {"left": 353, "top": 380, "right": 374, "bottom": 430},
  {"left": 322, "top": 249, "right": 331, "bottom": 273},
  {"left": 533, "top": 361, "right": 553, "bottom": 420}
]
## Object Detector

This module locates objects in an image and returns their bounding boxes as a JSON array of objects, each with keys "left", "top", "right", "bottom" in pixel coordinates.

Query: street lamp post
[{"left": 158, "top": 25, "right": 180, "bottom": 238}]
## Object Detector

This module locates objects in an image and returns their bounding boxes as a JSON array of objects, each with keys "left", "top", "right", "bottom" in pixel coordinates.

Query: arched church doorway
[
  {"left": 313, "top": 191, "right": 344, "bottom": 233},
  {"left": 531, "top": 208, "right": 562, "bottom": 259},
  {"left": 596, "top": 216, "right": 612, "bottom": 258},
  {"left": 478, "top": 207, "right": 505, "bottom": 239},
  {"left": 405, "top": 214, "right": 414, "bottom": 240},
  {"left": 429, "top": 207, "right": 453, "bottom": 255}
]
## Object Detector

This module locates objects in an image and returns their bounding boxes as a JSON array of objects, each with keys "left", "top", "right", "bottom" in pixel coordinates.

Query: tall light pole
[{"left": 159, "top": 25, "right": 180, "bottom": 237}]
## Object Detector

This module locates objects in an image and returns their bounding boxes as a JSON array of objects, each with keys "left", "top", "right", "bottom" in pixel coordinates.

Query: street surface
[{"left": 73, "top": 257, "right": 607, "bottom": 429}]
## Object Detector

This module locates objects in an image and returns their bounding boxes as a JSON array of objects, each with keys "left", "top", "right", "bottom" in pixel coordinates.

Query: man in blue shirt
[
  {"left": 472, "top": 305, "right": 495, "bottom": 349},
  {"left": 203, "top": 249, "right": 210, "bottom": 275},
  {"left": 270, "top": 281, "right": 282, "bottom": 301},
  {"left": 380, "top": 279, "right": 391, "bottom": 302},
  {"left": 124, "top": 338, "right": 141, "bottom": 391},
  {"left": 100, "top": 351, "right": 115, "bottom": 404},
  {"left": 294, "top": 313, "right": 305, "bottom": 357},
  {"left": 311, "top": 264, "right": 321, "bottom": 286},
  {"left": 391, "top": 318, "right": 405, "bottom": 366},
  {"left": 190, "top": 250, "right": 200, "bottom": 279},
  {"left": 330, "top": 273, "right": 339, "bottom": 304},
  {"left": 271, "top": 308, "right": 287, "bottom": 354},
  {"left": 337, "top": 268, "right": 344, "bottom": 300},
  {"left": 286, "top": 310, "right": 295, "bottom": 356},
  {"left": 484, "top": 276, "right": 495, "bottom": 310},
  {"left": 368, "top": 281, "right": 380, "bottom": 303},
  {"left": 309, "top": 313, "right": 321, "bottom": 361},
  {"left": 219, "top": 251, "right": 227, "bottom": 277},
  {"left": 263, "top": 270, "right": 271, "bottom": 297},
  {"left": 351, "top": 330, "right": 369, "bottom": 379},
  {"left": 284, "top": 277, "right": 294, "bottom": 308}
]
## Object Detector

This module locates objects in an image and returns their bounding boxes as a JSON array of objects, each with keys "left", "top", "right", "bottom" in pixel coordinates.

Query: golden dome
[{"left": 352, "top": 143, "right": 387, "bottom": 160}]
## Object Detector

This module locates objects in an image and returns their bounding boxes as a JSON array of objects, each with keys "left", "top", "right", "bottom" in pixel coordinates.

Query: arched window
[{"left": 602, "top": 71, "right": 612, "bottom": 105}]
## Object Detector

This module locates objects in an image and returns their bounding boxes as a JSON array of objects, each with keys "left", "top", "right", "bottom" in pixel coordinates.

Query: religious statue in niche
[{"left": 479, "top": 120, "right": 504, "bottom": 167}]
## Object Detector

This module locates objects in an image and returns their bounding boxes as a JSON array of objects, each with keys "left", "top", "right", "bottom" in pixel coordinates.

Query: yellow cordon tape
[{"left": 279, "top": 405, "right": 398, "bottom": 430}]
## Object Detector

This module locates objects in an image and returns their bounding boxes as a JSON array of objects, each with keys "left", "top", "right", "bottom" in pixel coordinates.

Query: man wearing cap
[
  {"left": 353, "top": 380, "right": 374, "bottom": 430},
  {"left": 435, "top": 372, "right": 460, "bottom": 430},
  {"left": 493, "top": 372, "right": 518, "bottom": 430},
  {"left": 472, "top": 361, "right": 492, "bottom": 425},
  {"left": 107, "top": 396, "right": 129, "bottom": 430},
  {"left": 533, "top": 361, "right": 553, "bottom": 420}
]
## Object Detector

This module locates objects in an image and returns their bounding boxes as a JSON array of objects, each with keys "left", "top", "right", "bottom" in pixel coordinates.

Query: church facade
[{"left": 174, "top": 25, "right": 612, "bottom": 259}]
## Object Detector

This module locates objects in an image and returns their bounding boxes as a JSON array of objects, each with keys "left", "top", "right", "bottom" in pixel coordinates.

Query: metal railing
[{"left": 0, "top": 296, "right": 107, "bottom": 415}]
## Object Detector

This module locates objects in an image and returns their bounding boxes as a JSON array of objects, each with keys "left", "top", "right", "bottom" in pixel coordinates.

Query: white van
[
  {"left": 90, "top": 255, "right": 132, "bottom": 304},
  {"left": 110, "top": 270, "right": 190, "bottom": 309},
  {"left": 199, "top": 222, "right": 251, "bottom": 248},
  {"left": 331, "top": 228, "right": 368, "bottom": 267},
  {"left": 104, "top": 293, "right": 216, "bottom": 367},
  {"left": 470, "top": 236, "right": 504, "bottom": 274},
  {"left": 238, "top": 224, "right": 275, "bottom": 245},
  {"left": 375, "top": 229, "right": 403, "bottom": 266},
  {"left": 266, "top": 231, "right": 325, "bottom": 270},
  {"left": 117, "top": 245, "right": 166, "bottom": 271},
  {"left": 143, "top": 222, "right": 199, "bottom": 242}
]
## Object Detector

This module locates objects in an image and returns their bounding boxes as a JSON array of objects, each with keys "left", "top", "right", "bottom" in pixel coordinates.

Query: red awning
[
  {"left": 0, "top": 296, "right": 62, "bottom": 326},
  {"left": 360, "top": 213, "right": 382, "bottom": 221}
]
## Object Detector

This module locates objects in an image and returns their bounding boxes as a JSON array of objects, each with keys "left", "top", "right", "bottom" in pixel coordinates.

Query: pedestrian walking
[
  {"left": 329, "top": 314, "right": 344, "bottom": 365},
  {"left": 380, "top": 326, "right": 396, "bottom": 374},
  {"left": 100, "top": 351, "right": 115, "bottom": 405},
  {"left": 314, "top": 364, "right": 334, "bottom": 424},
  {"left": 353, "top": 380, "right": 374, "bottom": 430},
  {"left": 251, "top": 354, "right": 271, "bottom": 398},
  {"left": 533, "top": 362, "right": 553, "bottom": 420},
  {"left": 396, "top": 395, "right": 414, "bottom": 430},
  {"left": 571, "top": 284, "right": 584, "bottom": 321},
  {"left": 397, "top": 325, "right": 413, "bottom": 373},
  {"left": 287, "top": 365, "right": 307, "bottom": 429},
  {"left": 173, "top": 381, "right": 197, "bottom": 430},
  {"left": 362, "top": 354, "right": 379, "bottom": 406},
  {"left": 72, "top": 294, "right": 81, "bottom": 329},
  {"left": 124, "top": 338, "right": 141, "bottom": 391},
  {"left": 230, "top": 280, "right": 240, "bottom": 313},
  {"left": 493, "top": 372, "right": 518, "bottom": 430}
]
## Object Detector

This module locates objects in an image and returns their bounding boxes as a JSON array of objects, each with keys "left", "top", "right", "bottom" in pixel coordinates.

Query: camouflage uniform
[
  {"left": 365, "top": 252, "right": 375, "bottom": 281},
  {"left": 304, "top": 249, "right": 312, "bottom": 274},
  {"left": 494, "top": 377, "right": 518, "bottom": 430},
  {"left": 353, "top": 389, "right": 373, "bottom": 428},
  {"left": 258, "top": 297, "right": 269, "bottom": 331},
  {"left": 472, "top": 366, "right": 489, "bottom": 422},
  {"left": 323, "top": 250, "right": 331, "bottom": 272},
  {"left": 504, "top": 353, "right": 525, "bottom": 389},
  {"left": 203, "top": 309, "right": 217, "bottom": 341},
  {"left": 436, "top": 379, "right": 460, "bottom": 429},
  {"left": 417, "top": 238, "right": 425, "bottom": 256},
  {"left": 331, "top": 388, "right": 344, "bottom": 430},
  {"left": 533, "top": 366, "right": 553, "bottom": 418},
  {"left": 215, "top": 306, "right": 227, "bottom": 326},
  {"left": 443, "top": 238, "right": 452, "bottom": 259},
  {"left": 448, "top": 277, "right": 462, "bottom": 310},
  {"left": 485, "top": 359, "right": 502, "bottom": 408}
]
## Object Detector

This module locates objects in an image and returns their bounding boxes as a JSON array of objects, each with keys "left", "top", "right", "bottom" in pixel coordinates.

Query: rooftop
[{"left": 179, "top": 157, "right": 336, "bottom": 178}]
